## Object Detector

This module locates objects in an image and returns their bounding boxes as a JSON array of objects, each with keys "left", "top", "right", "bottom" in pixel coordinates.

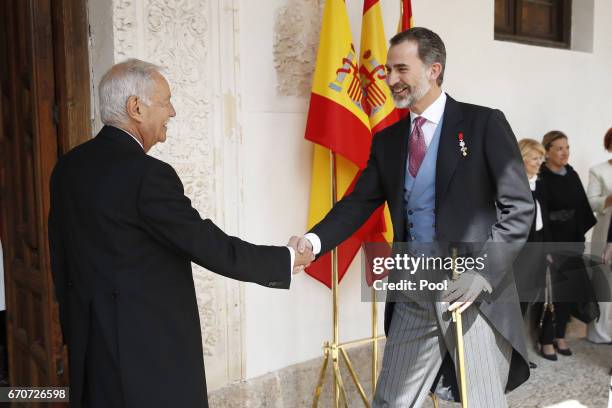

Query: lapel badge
[{"left": 458, "top": 132, "right": 468, "bottom": 157}]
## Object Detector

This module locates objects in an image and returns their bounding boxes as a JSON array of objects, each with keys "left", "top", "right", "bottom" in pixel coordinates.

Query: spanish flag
[
  {"left": 395, "top": 0, "right": 414, "bottom": 120},
  {"left": 359, "top": 0, "right": 401, "bottom": 251},
  {"left": 304, "top": 0, "right": 385, "bottom": 287},
  {"left": 360, "top": 0, "right": 400, "bottom": 135},
  {"left": 399, "top": 0, "right": 414, "bottom": 31}
]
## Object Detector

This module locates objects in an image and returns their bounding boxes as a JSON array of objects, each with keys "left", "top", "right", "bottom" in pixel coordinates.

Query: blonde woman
[
  {"left": 516, "top": 139, "right": 551, "bottom": 360},
  {"left": 518, "top": 139, "right": 548, "bottom": 246},
  {"left": 586, "top": 128, "right": 612, "bottom": 344}
]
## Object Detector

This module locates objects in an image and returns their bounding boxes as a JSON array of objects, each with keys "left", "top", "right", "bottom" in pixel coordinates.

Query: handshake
[{"left": 287, "top": 235, "right": 315, "bottom": 274}]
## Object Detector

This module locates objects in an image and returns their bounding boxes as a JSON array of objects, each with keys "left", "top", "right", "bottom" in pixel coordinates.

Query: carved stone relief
[
  {"left": 111, "top": 0, "right": 242, "bottom": 391},
  {"left": 114, "top": 0, "right": 142, "bottom": 59},
  {"left": 273, "top": 0, "right": 324, "bottom": 97}
]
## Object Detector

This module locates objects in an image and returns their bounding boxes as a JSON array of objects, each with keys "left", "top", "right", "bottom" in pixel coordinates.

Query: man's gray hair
[
  {"left": 99, "top": 59, "right": 163, "bottom": 126},
  {"left": 390, "top": 27, "right": 446, "bottom": 86}
]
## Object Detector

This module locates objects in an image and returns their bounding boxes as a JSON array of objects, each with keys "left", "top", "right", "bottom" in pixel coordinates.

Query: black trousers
[{"left": 534, "top": 301, "right": 571, "bottom": 344}]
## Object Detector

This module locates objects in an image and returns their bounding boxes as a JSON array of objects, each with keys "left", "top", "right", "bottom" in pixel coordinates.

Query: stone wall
[{"left": 209, "top": 341, "right": 384, "bottom": 407}]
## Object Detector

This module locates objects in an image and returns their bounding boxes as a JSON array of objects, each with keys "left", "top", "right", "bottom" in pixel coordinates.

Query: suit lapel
[
  {"left": 435, "top": 96, "right": 464, "bottom": 212},
  {"left": 389, "top": 116, "right": 412, "bottom": 241}
]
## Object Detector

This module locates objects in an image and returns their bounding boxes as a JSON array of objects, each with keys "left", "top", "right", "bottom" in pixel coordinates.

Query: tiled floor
[{"left": 437, "top": 338, "right": 612, "bottom": 408}]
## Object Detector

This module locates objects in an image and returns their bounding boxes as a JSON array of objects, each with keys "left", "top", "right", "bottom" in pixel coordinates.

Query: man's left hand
[{"left": 442, "top": 271, "right": 491, "bottom": 313}]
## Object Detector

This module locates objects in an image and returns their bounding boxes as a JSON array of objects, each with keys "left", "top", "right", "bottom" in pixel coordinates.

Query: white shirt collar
[
  {"left": 111, "top": 126, "right": 144, "bottom": 150},
  {"left": 528, "top": 175, "right": 537, "bottom": 191},
  {"left": 409, "top": 91, "right": 447, "bottom": 125}
]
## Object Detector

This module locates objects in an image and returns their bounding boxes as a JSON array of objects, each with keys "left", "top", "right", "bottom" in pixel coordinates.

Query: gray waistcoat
[{"left": 404, "top": 116, "right": 444, "bottom": 242}]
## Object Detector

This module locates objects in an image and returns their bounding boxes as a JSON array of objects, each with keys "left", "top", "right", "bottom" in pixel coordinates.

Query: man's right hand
[{"left": 288, "top": 236, "right": 314, "bottom": 274}]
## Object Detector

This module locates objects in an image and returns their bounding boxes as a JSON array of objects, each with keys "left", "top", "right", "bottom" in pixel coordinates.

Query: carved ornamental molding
[
  {"left": 273, "top": 0, "right": 324, "bottom": 97},
  {"left": 112, "top": 0, "right": 224, "bottom": 364}
]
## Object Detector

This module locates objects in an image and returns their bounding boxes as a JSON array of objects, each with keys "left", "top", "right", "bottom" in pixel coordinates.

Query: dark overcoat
[{"left": 48, "top": 126, "right": 291, "bottom": 407}]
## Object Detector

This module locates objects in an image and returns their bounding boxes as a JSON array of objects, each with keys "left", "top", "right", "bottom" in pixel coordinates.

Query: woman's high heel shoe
[
  {"left": 553, "top": 340, "right": 572, "bottom": 356},
  {"left": 539, "top": 344, "right": 558, "bottom": 361}
]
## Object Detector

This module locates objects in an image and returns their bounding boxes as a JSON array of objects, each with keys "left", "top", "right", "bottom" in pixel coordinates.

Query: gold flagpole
[
  {"left": 451, "top": 248, "right": 468, "bottom": 408},
  {"left": 371, "top": 287, "right": 378, "bottom": 392},
  {"left": 330, "top": 151, "right": 342, "bottom": 408},
  {"left": 332, "top": 242, "right": 342, "bottom": 406},
  {"left": 312, "top": 151, "right": 373, "bottom": 408}
]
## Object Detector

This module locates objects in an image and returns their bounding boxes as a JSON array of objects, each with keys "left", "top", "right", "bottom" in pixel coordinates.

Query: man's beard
[{"left": 390, "top": 74, "right": 431, "bottom": 109}]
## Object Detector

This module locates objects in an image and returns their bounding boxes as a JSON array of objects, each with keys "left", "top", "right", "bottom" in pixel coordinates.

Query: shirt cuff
[
  {"left": 286, "top": 246, "right": 295, "bottom": 281},
  {"left": 304, "top": 233, "right": 321, "bottom": 255}
]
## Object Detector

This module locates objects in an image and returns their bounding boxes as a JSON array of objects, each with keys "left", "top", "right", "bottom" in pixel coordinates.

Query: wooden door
[{"left": 0, "top": 0, "right": 90, "bottom": 396}]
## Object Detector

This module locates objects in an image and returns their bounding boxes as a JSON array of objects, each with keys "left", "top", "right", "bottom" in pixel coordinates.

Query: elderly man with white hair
[{"left": 48, "top": 59, "right": 313, "bottom": 408}]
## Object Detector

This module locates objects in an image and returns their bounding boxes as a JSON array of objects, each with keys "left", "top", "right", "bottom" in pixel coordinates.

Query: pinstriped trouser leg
[
  {"left": 434, "top": 302, "right": 511, "bottom": 408},
  {"left": 373, "top": 301, "right": 512, "bottom": 408},
  {"left": 373, "top": 302, "right": 445, "bottom": 408}
]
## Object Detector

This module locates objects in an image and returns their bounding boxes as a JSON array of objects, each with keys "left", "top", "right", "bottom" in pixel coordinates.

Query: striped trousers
[{"left": 373, "top": 301, "right": 512, "bottom": 408}]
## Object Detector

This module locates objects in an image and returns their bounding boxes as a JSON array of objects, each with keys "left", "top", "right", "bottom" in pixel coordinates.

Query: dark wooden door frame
[
  {"left": 52, "top": 0, "right": 92, "bottom": 152},
  {"left": 47, "top": 0, "right": 92, "bottom": 384},
  {"left": 0, "top": 0, "right": 91, "bottom": 391}
]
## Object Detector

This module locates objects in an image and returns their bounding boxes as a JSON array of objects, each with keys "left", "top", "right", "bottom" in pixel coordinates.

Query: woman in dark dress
[{"left": 537, "top": 130, "right": 596, "bottom": 359}]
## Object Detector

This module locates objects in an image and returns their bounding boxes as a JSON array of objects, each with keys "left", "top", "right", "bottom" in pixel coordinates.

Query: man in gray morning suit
[{"left": 293, "top": 28, "right": 534, "bottom": 407}]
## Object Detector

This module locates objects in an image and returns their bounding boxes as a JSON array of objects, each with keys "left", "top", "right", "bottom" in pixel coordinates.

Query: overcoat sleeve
[
  {"left": 138, "top": 160, "right": 291, "bottom": 289},
  {"left": 309, "top": 135, "right": 386, "bottom": 254},
  {"left": 481, "top": 110, "right": 535, "bottom": 288}
]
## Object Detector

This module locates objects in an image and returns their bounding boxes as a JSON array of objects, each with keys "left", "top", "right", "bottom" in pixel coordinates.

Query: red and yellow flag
[
  {"left": 360, "top": 0, "right": 401, "bottom": 135},
  {"left": 395, "top": 0, "right": 414, "bottom": 119},
  {"left": 304, "top": 0, "right": 385, "bottom": 287},
  {"left": 359, "top": 0, "right": 401, "bottom": 251},
  {"left": 399, "top": 0, "right": 414, "bottom": 32}
]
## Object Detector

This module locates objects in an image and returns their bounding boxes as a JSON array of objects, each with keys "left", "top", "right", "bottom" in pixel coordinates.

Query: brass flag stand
[
  {"left": 451, "top": 248, "right": 468, "bottom": 408},
  {"left": 312, "top": 152, "right": 385, "bottom": 408},
  {"left": 311, "top": 151, "right": 442, "bottom": 407},
  {"left": 371, "top": 287, "right": 378, "bottom": 394}
]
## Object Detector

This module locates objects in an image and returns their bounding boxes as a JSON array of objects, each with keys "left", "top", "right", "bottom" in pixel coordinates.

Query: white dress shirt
[
  {"left": 409, "top": 91, "right": 447, "bottom": 149},
  {"left": 528, "top": 175, "right": 543, "bottom": 231}
]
